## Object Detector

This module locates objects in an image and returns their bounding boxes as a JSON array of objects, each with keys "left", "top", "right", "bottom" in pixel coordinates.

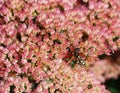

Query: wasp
[
  {"left": 65, "top": 46, "right": 86, "bottom": 67},
  {"left": 73, "top": 48, "right": 86, "bottom": 66}
]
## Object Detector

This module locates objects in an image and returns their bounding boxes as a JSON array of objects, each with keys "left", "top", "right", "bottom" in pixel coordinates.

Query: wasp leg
[{"left": 67, "top": 56, "right": 75, "bottom": 64}]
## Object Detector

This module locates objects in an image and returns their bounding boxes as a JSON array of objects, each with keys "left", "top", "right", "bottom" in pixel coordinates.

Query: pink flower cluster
[
  {"left": 88, "top": 50, "right": 120, "bottom": 82},
  {"left": 0, "top": 0, "right": 120, "bottom": 93}
]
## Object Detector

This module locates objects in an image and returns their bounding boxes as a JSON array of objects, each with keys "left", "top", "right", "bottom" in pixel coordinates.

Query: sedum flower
[{"left": 0, "top": 0, "right": 120, "bottom": 93}]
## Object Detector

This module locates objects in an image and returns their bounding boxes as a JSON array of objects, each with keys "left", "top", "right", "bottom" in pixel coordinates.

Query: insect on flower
[
  {"left": 73, "top": 48, "right": 86, "bottom": 66},
  {"left": 65, "top": 46, "right": 87, "bottom": 67}
]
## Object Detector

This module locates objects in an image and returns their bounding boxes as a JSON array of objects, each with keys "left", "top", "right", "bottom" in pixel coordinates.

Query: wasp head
[{"left": 74, "top": 48, "right": 80, "bottom": 57}]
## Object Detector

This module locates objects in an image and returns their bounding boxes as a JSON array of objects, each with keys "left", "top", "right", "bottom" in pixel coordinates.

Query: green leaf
[{"left": 70, "top": 60, "right": 77, "bottom": 68}]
